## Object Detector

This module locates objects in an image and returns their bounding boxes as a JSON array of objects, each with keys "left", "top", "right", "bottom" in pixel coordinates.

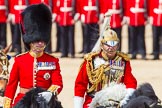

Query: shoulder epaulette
[
  {"left": 15, "top": 52, "right": 28, "bottom": 57},
  {"left": 117, "top": 51, "right": 130, "bottom": 61},
  {"left": 84, "top": 51, "right": 100, "bottom": 61}
]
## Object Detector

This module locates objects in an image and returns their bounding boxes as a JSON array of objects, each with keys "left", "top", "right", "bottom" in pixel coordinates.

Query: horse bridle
[
  {"left": 0, "top": 50, "right": 9, "bottom": 96},
  {"left": 0, "top": 50, "right": 9, "bottom": 79}
]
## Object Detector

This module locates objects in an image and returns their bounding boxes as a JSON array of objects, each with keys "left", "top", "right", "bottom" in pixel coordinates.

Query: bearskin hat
[{"left": 21, "top": 3, "right": 52, "bottom": 49}]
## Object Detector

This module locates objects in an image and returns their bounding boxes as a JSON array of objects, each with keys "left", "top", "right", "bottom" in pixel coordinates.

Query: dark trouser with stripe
[
  {"left": 82, "top": 23, "right": 99, "bottom": 54},
  {"left": 60, "top": 25, "right": 75, "bottom": 57},
  {"left": 152, "top": 26, "right": 162, "bottom": 57},
  {"left": 55, "top": 23, "right": 61, "bottom": 52},
  {"left": 12, "top": 24, "right": 22, "bottom": 53},
  {"left": 129, "top": 25, "right": 146, "bottom": 57},
  {"left": 0, "top": 23, "right": 7, "bottom": 49}
]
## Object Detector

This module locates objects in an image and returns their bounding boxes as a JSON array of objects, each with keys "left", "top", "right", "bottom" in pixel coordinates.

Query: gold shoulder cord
[
  {"left": 85, "top": 52, "right": 110, "bottom": 93},
  {"left": 117, "top": 51, "right": 130, "bottom": 61}
]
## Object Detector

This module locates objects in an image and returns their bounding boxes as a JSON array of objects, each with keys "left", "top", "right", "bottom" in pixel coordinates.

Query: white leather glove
[
  {"left": 38, "top": 91, "right": 53, "bottom": 103},
  {"left": 74, "top": 13, "right": 80, "bottom": 22},
  {"left": 120, "top": 88, "right": 135, "bottom": 107},
  {"left": 74, "top": 96, "right": 84, "bottom": 108}
]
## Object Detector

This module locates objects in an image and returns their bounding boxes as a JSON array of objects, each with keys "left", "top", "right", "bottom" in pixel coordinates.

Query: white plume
[
  {"left": 91, "top": 11, "right": 112, "bottom": 52},
  {"left": 89, "top": 82, "right": 127, "bottom": 108}
]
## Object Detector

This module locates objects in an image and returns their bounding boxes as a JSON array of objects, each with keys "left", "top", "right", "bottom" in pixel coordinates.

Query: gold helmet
[{"left": 101, "top": 29, "right": 119, "bottom": 47}]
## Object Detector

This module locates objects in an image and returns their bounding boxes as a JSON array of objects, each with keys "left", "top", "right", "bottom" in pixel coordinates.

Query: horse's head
[
  {"left": 0, "top": 44, "right": 11, "bottom": 96},
  {"left": 14, "top": 87, "right": 63, "bottom": 108}
]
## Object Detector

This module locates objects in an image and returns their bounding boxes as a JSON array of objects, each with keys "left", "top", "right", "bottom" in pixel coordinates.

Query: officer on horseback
[
  {"left": 3, "top": 3, "right": 63, "bottom": 108},
  {"left": 74, "top": 12, "right": 137, "bottom": 108}
]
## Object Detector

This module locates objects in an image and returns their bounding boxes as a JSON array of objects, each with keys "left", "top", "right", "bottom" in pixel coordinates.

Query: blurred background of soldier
[
  {"left": 58, "top": 0, "right": 76, "bottom": 58},
  {"left": 8, "top": 0, "right": 27, "bottom": 56},
  {"left": 76, "top": 0, "right": 100, "bottom": 55},
  {"left": 0, "top": 0, "right": 8, "bottom": 49},
  {"left": 99, "top": 0, "right": 124, "bottom": 51},
  {"left": 125, "top": 0, "right": 147, "bottom": 60},
  {"left": 148, "top": 0, "right": 162, "bottom": 60},
  {"left": 28, "top": 0, "right": 53, "bottom": 53},
  {"left": 52, "top": 0, "right": 61, "bottom": 53},
  {"left": 122, "top": 0, "right": 132, "bottom": 54}
]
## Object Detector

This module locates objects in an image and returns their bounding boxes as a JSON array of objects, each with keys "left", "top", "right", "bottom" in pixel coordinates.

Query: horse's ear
[{"left": 2, "top": 43, "right": 12, "bottom": 54}]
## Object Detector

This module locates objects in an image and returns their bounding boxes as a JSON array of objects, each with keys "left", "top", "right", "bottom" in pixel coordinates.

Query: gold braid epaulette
[
  {"left": 117, "top": 51, "right": 130, "bottom": 61},
  {"left": 84, "top": 52, "right": 109, "bottom": 93}
]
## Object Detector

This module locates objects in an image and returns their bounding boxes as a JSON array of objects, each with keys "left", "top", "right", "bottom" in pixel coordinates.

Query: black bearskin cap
[{"left": 21, "top": 3, "right": 52, "bottom": 49}]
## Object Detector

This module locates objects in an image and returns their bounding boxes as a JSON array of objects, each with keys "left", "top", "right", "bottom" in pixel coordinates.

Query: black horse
[
  {"left": 123, "top": 83, "right": 162, "bottom": 108},
  {"left": 14, "top": 87, "right": 63, "bottom": 108}
]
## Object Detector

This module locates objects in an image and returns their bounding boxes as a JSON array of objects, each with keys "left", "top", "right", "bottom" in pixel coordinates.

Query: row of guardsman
[{"left": 0, "top": 0, "right": 162, "bottom": 59}]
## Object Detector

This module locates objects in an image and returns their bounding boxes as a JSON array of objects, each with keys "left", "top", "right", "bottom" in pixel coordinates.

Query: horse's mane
[{"left": 14, "top": 87, "right": 63, "bottom": 108}]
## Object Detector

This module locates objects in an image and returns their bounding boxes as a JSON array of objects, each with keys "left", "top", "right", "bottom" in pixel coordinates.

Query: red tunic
[
  {"left": 4, "top": 52, "right": 63, "bottom": 106},
  {"left": 99, "top": 0, "right": 123, "bottom": 28},
  {"left": 29, "top": 0, "right": 50, "bottom": 5},
  {"left": 8, "top": 0, "right": 27, "bottom": 24},
  {"left": 52, "top": 0, "right": 61, "bottom": 22},
  {"left": 0, "top": 0, "right": 7, "bottom": 22},
  {"left": 76, "top": 0, "right": 99, "bottom": 24},
  {"left": 58, "top": 0, "right": 74, "bottom": 26},
  {"left": 74, "top": 53, "right": 137, "bottom": 108},
  {"left": 125, "top": 0, "right": 146, "bottom": 26},
  {"left": 149, "top": 0, "right": 162, "bottom": 26},
  {"left": 122, "top": 0, "right": 130, "bottom": 17}
]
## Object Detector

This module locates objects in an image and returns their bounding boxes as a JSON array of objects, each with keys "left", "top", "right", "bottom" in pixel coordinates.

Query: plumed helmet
[
  {"left": 101, "top": 29, "right": 119, "bottom": 47},
  {"left": 92, "top": 11, "right": 120, "bottom": 52},
  {"left": 21, "top": 3, "right": 52, "bottom": 49}
]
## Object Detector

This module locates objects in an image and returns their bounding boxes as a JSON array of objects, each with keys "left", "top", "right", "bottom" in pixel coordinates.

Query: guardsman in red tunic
[
  {"left": 99, "top": 0, "right": 123, "bottom": 51},
  {"left": 3, "top": 4, "right": 63, "bottom": 108},
  {"left": 0, "top": 0, "right": 8, "bottom": 49},
  {"left": 76, "top": 0, "right": 100, "bottom": 54},
  {"left": 52, "top": 0, "right": 61, "bottom": 52},
  {"left": 122, "top": 0, "right": 132, "bottom": 54},
  {"left": 148, "top": 0, "right": 162, "bottom": 59},
  {"left": 8, "top": 0, "right": 27, "bottom": 55},
  {"left": 58, "top": 0, "right": 76, "bottom": 58},
  {"left": 126, "top": 0, "right": 147, "bottom": 59},
  {"left": 74, "top": 14, "right": 137, "bottom": 108}
]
